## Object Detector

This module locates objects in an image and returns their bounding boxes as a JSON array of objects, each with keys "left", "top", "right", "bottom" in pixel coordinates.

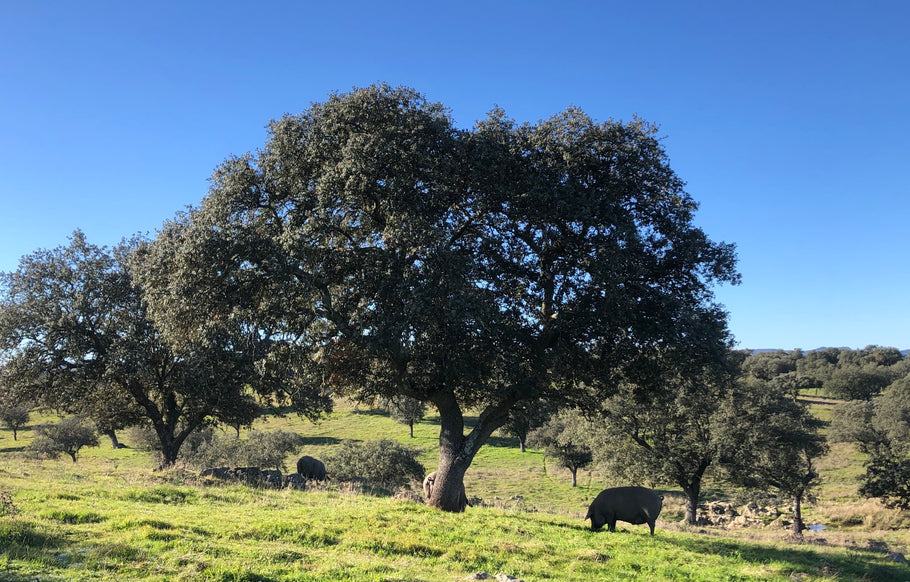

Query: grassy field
[{"left": 2, "top": 400, "right": 910, "bottom": 581}]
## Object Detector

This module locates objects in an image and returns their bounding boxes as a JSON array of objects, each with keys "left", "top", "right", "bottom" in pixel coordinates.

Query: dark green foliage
[
  {"left": 831, "top": 375, "right": 910, "bottom": 508},
  {"left": 504, "top": 399, "right": 555, "bottom": 452},
  {"left": 26, "top": 416, "right": 100, "bottom": 462},
  {"left": 170, "top": 429, "right": 302, "bottom": 472},
  {"left": 860, "top": 456, "right": 910, "bottom": 509},
  {"left": 825, "top": 366, "right": 893, "bottom": 400},
  {"left": 325, "top": 438, "right": 425, "bottom": 490},
  {"left": 589, "top": 346, "right": 738, "bottom": 524}
]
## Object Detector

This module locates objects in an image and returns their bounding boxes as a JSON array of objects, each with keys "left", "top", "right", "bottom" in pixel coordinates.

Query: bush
[
  {"left": 176, "top": 429, "right": 302, "bottom": 472},
  {"left": 26, "top": 417, "right": 99, "bottom": 463},
  {"left": 237, "top": 430, "right": 303, "bottom": 471},
  {"left": 0, "top": 489, "right": 16, "bottom": 516},
  {"left": 325, "top": 439, "right": 425, "bottom": 490}
]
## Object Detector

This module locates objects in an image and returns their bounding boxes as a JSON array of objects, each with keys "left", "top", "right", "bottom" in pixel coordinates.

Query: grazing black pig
[
  {"left": 585, "top": 486, "right": 663, "bottom": 535},
  {"left": 296, "top": 455, "right": 327, "bottom": 481}
]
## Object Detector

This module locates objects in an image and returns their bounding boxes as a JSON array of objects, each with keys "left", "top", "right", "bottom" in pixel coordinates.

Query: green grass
[{"left": 2, "top": 402, "right": 910, "bottom": 581}]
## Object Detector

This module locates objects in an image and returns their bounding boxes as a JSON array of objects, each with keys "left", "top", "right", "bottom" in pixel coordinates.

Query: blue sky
[{"left": 1, "top": 1, "right": 907, "bottom": 350}]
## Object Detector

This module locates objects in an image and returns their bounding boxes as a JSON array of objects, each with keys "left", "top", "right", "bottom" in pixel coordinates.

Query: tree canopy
[{"left": 118, "top": 84, "right": 740, "bottom": 510}]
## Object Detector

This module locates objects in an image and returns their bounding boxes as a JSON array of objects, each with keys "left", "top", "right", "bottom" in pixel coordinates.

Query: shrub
[
  {"left": 178, "top": 429, "right": 240, "bottom": 469},
  {"left": 325, "top": 439, "right": 425, "bottom": 490},
  {"left": 26, "top": 417, "right": 99, "bottom": 462},
  {"left": 238, "top": 430, "right": 302, "bottom": 471},
  {"left": 175, "top": 429, "right": 302, "bottom": 472}
]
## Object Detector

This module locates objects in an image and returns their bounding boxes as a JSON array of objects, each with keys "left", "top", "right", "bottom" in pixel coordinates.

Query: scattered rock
[
  {"left": 867, "top": 540, "right": 889, "bottom": 552},
  {"left": 392, "top": 488, "right": 423, "bottom": 503},
  {"left": 201, "top": 466, "right": 290, "bottom": 489},
  {"left": 887, "top": 552, "right": 907, "bottom": 564},
  {"left": 462, "top": 573, "right": 523, "bottom": 582}
]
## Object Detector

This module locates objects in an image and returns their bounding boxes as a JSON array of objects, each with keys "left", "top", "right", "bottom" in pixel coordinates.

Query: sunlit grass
[{"left": 3, "top": 400, "right": 910, "bottom": 580}]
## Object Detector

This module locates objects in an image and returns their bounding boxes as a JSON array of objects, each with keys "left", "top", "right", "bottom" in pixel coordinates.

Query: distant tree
[
  {"left": 741, "top": 350, "right": 801, "bottom": 381},
  {"left": 220, "top": 393, "right": 263, "bottom": 438},
  {"left": 382, "top": 396, "right": 427, "bottom": 438},
  {"left": 503, "top": 399, "right": 554, "bottom": 452},
  {"left": 824, "top": 367, "right": 892, "bottom": 400},
  {"left": 860, "top": 345, "right": 904, "bottom": 367},
  {"left": 528, "top": 409, "right": 593, "bottom": 487},
  {"left": 0, "top": 402, "right": 29, "bottom": 441},
  {"left": 828, "top": 399, "right": 885, "bottom": 453},
  {"left": 720, "top": 379, "right": 828, "bottom": 536},
  {"left": 741, "top": 350, "right": 820, "bottom": 397},
  {"left": 796, "top": 348, "right": 841, "bottom": 388},
  {"left": 27, "top": 417, "right": 99, "bottom": 463}
]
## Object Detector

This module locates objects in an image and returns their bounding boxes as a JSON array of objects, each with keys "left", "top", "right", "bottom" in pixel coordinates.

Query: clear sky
[{"left": 1, "top": 1, "right": 907, "bottom": 351}]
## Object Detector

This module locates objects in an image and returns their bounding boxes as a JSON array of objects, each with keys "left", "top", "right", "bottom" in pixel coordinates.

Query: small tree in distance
[
  {"left": 528, "top": 409, "right": 593, "bottom": 487},
  {"left": 382, "top": 396, "right": 427, "bottom": 438},
  {"left": 0, "top": 403, "right": 30, "bottom": 441},
  {"left": 27, "top": 417, "right": 99, "bottom": 463},
  {"left": 504, "top": 399, "right": 554, "bottom": 453}
]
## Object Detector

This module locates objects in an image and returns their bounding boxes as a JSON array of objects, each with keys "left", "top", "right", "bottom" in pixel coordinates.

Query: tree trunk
[
  {"left": 791, "top": 494, "right": 805, "bottom": 536},
  {"left": 683, "top": 481, "right": 702, "bottom": 525},
  {"left": 409, "top": 421, "right": 415, "bottom": 438},
  {"left": 519, "top": 436, "right": 526, "bottom": 453},
  {"left": 427, "top": 391, "right": 513, "bottom": 512},
  {"left": 104, "top": 429, "right": 122, "bottom": 449},
  {"left": 570, "top": 467, "right": 578, "bottom": 487}
]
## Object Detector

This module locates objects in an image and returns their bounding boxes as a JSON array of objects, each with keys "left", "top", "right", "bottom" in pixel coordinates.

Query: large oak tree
[{"left": 141, "top": 84, "right": 738, "bottom": 511}]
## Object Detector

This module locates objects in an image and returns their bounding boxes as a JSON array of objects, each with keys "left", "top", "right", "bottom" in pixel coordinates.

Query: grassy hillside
[{"left": 2, "top": 401, "right": 910, "bottom": 581}]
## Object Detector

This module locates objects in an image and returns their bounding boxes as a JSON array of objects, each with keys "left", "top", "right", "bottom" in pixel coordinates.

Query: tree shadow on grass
[
  {"left": 661, "top": 534, "right": 906, "bottom": 581},
  {"left": 0, "top": 444, "right": 25, "bottom": 454},
  {"left": 1, "top": 520, "right": 73, "bottom": 580}
]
